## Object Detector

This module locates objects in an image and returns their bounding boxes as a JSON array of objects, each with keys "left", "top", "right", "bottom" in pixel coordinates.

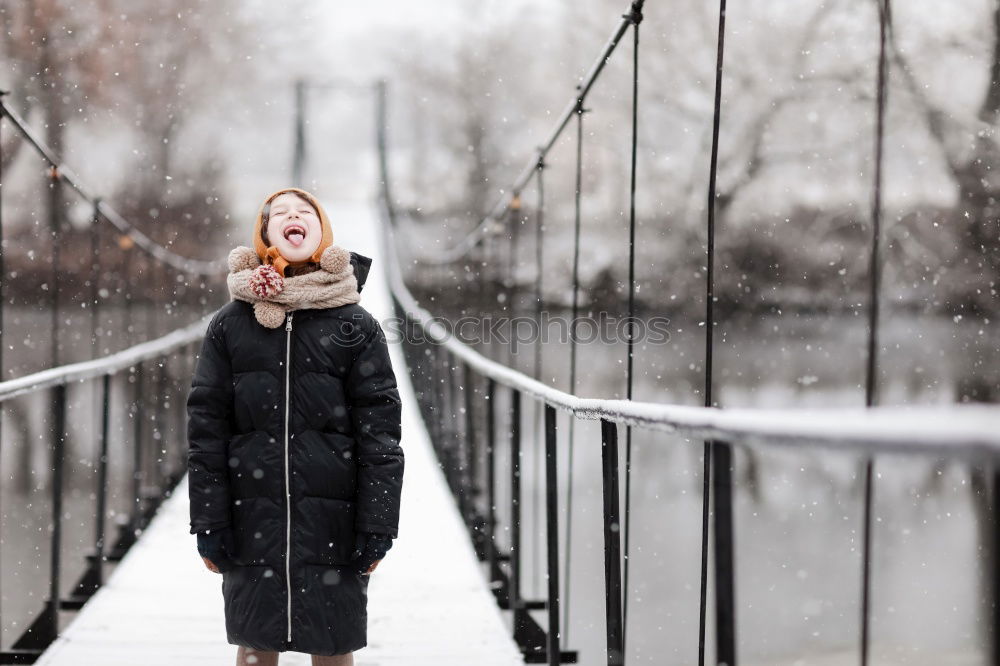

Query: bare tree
[{"left": 888, "top": 0, "right": 1000, "bottom": 313}]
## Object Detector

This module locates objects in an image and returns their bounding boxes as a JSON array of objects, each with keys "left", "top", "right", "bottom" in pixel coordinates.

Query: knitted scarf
[{"left": 226, "top": 244, "right": 361, "bottom": 329}]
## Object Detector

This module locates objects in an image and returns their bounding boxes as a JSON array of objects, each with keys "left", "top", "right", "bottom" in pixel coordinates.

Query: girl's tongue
[{"left": 286, "top": 229, "right": 305, "bottom": 247}]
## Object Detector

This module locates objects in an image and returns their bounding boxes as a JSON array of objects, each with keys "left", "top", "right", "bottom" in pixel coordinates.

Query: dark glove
[
  {"left": 197, "top": 525, "right": 237, "bottom": 573},
  {"left": 351, "top": 532, "right": 393, "bottom": 575}
]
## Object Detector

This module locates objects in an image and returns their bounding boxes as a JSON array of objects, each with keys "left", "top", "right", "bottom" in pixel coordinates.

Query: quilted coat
[{"left": 186, "top": 249, "right": 403, "bottom": 656}]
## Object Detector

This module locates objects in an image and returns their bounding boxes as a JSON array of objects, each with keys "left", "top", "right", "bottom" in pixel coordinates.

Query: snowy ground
[{"left": 35, "top": 199, "right": 524, "bottom": 665}]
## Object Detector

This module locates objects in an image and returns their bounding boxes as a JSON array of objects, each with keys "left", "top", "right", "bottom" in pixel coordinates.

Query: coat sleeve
[
  {"left": 346, "top": 316, "right": 403, "bottom": 537},
  {"left": 187, "top": 311, "right": 235, "bottom": 535}
]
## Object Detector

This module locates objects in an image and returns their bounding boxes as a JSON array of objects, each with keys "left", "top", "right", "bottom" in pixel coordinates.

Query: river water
[{"left": 438, "top": 307, "right": 999, "bottom": 665}]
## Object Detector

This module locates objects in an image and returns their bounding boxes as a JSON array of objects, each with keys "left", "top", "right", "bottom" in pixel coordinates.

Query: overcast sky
[{"left": 217, "top": 0, "right": 566, "bottom": 226}]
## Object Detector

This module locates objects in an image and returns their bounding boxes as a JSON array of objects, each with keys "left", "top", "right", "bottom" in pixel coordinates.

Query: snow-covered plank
[{"left": 36, "top": 200, "right": 524, "bottom": 665}]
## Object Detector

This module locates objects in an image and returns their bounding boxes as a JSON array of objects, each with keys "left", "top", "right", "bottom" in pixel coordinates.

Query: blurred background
[{"left": 4, "top": 0, "right": 999, "bottom": 339}]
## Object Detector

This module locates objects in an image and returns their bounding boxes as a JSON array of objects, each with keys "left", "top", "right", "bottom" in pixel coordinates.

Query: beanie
[{"left": 252, "top": 187, "right": 334, "bottom": 277}]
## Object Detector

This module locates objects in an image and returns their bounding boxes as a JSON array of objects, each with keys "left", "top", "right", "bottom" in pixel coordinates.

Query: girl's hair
[{"left": 260, "top": 191, "right": 321, "bottom": 277}]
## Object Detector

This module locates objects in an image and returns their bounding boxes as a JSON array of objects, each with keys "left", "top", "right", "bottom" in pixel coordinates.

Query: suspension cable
[
  {"left": 409, "top": 1, "right": 647, "bottom": 267},
  {"left": 861, "top": 2, "right": 891, "bottom": 665},
  {"left": 700, "top": 0, "right": 729, "bottom": 664},
  {"left": 531, "top": 159, "right": 545, "bottom": 598},
  {"left": 563, "top": 99, "right": 586, "bottom": 642},
  {"left": 622, "top": 1, "right": 643, "bottom": 656},
  {"left": 0, "top": 97, "right": 225, "bottom": 276}
]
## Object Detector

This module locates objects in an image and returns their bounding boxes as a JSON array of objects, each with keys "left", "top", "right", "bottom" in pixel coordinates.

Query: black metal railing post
[
  {"left": 48, "top": 384, "right": 67, "bottom": 641},
  {"left": 434, "top": 346, "right": 448, "bottom": 468},
  {"left": 463, "top": 362, "right": 475, "bottom": 523},
  {"left": 154, "top": 357, "right": 167, "bottom": 490},
  {"left": 510, "top": 389, "right": 524, "bottom": 631},
  {"left": 544, "top": 405, "right": 562, "bottom": 666},
  {"left": 601, "top": 419, "right": 624, "bottom": 666},
  {"left": 95, "top": 373, "right": 111, "bottom": 583},
  {"left": 486, "top": 377, "right": 499, "bottom": 583},
  {"left": 440, "top": 350, "right": 453, "bottom": 489},
  {"left": 130, "top": 361, "right": 144, "bottom": 537},
  {"left": 443, "top": 351, "right": 460, "bottom": 507},
  {"left": 176, "top": 351, "right": 189, "bottom": 480},
  {"left": 464, "top": 362, "right": 482, "bottom": 537},
  {"left": 424, "top": 344, "right": 439, "bottom": 455},
  {"left": 713, "top": 441, "right": 736, "bottom": 664}
]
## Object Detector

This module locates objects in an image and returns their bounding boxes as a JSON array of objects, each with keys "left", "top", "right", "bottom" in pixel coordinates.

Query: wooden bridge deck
[{"left": 36, "top": 199, "right": 524, "bottom": 665}]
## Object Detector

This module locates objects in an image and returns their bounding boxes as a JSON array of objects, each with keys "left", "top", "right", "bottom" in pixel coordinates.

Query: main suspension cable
[{"left": 0, "top": 97, "right": 225, "bottom": 276}]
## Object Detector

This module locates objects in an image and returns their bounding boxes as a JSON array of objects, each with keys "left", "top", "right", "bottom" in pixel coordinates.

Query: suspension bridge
[{"left": 1, "top": 1, "right": 1000, "bottom": 665}]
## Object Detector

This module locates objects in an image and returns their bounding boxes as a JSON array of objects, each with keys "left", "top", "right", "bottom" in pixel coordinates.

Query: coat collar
[{"left": 349, "top": 251, "right": 372, "bottom": 292}]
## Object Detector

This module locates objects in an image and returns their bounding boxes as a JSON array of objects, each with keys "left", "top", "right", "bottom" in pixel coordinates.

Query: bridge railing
[
  {"left": 379, "top": 195, "right": 1000, "bottom": 666},
  {"left": 0, "top": 89, "right": 226, "bottom": 663},
  {"left": 0, "top": 316, "right": 210, "bottom": 663},
  {"left": 0, "top": 93, "right": 225, "bottom": 278},
  {"left": 372, "top": 1, "right": 1000, "bottom": 665}
]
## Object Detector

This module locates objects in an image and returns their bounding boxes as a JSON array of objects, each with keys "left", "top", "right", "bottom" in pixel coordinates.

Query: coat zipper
[{"left": 284, "top": 311, "right": 294, "bottom": 643}]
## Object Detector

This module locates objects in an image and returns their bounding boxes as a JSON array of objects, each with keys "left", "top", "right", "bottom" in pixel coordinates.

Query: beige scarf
[{"left": 227, "top": 245, "right": 361, "bottom": 328}]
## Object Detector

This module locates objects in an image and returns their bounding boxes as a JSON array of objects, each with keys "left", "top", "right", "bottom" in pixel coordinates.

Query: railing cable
[
  {"left": 0, "top": 97, "right": 225, "bottom": 276},
  {"left": 89, "top": 198, "right": 102, "bottom": 356},
  {"left": 381, "top": 202, "right": 1000, "bottom": 452},
  {"left": 49, "top": 165, "right": 63, "bottom": 366},
  {"left": 622, "top": 2, "right": 643, "bottom": 657},
  {"left": 563, "top": 99, "right": 587, "bottom": 642},
  {"left": 861, "top": 1, "right": 892, "bottom": 664},
  {"left": 532, "top": 159, "right": 546, "bottom": 598},
  {"left": 408, "top": 5, "right": 645, "bottom": 267},
  {"left": 700, "top": 0, "right": 735, "bottom": 664}
]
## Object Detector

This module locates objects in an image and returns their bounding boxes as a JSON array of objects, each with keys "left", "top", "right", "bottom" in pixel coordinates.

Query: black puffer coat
[{"left": 186, "top": 253, "right": 403, "bottom": 656}]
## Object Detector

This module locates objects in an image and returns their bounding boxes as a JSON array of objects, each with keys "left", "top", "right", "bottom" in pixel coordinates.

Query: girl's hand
[
  {"left": 202, "top": 556, "right": 222, "bottom": 574},
  {"left": 197, "top": 527, "right": 236, "bottom": 573},
  {"left": 352, "top": 533, "right": 393, "bottom": 575}
]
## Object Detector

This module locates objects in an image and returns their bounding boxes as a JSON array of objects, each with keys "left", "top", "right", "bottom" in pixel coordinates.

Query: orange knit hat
[{"left": 252, "top": 187, "right": 334, "bottom": 276}]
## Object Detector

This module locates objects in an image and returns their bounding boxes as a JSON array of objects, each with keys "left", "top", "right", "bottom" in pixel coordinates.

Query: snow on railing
[
  {"left": 0, "top": 313, "right": 211, "bottom": 402},
  {"left": 379, "top": 200, "right": 1000, "bottom": 461}
]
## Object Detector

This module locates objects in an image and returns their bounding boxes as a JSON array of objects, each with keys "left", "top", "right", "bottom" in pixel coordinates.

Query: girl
[{"left": 186, "top": 187, "right": 404, "bottom": 666}]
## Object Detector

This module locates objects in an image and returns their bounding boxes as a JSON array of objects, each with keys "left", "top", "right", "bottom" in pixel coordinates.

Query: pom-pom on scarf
[{"left": 227, "top": 244, "right": 361, "bottom": 329}]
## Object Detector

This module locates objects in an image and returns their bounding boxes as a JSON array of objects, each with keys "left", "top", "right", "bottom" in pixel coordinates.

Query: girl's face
[{"left": 265, "top": 192, "right": 323, "bottom": 262}]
